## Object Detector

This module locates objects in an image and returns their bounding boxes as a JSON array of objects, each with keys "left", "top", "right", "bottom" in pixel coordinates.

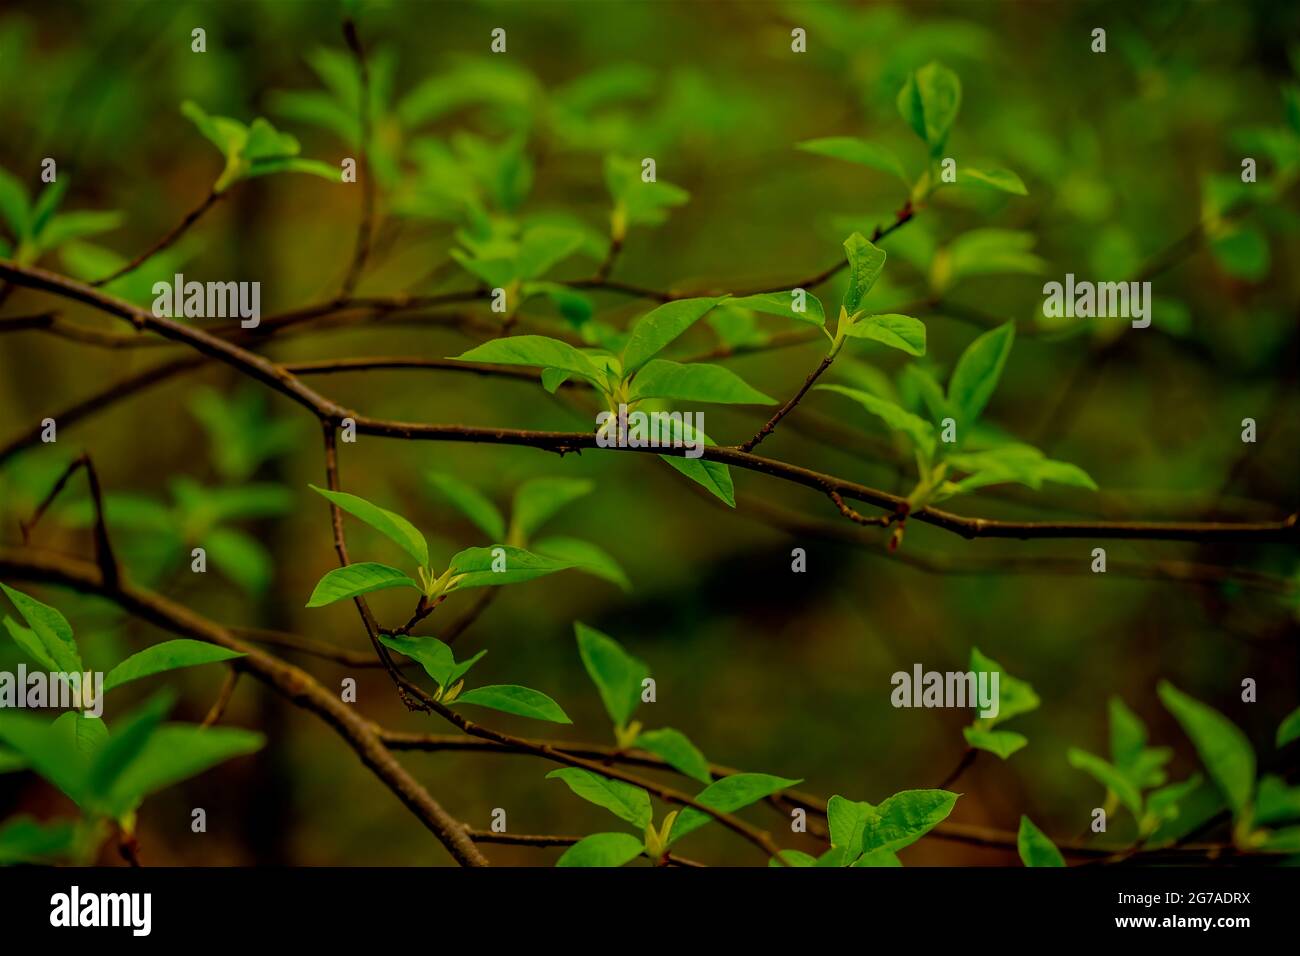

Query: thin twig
[{"left": 91, "top": 190, "right": 221, "bottom": 287}]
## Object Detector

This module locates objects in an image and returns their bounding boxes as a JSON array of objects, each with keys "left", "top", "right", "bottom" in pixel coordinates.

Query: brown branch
[
  {"left": 91, "top": 190, "right": 222, "bottom": 287},
  {"left": 936, "top": 748, "right": 978, "bottom": 790},
  {"left": 0, "top": 547, "right": 488, "bottom": 866},
  {"left": 200, "top": 667, "right": 240, "bottom": 728},
  {"left": 20, "top": 452, "right": 119, "bottom": 589},
  {"left": 739, "top": 355, "right": 833, "bottom": 453},
  {"left": 2, "top": 260, "right": 1295, "bottom": 545}
]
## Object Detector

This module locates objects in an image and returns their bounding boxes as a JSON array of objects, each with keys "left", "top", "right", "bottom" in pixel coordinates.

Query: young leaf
[
  {"left": 104, "top": 640, "right": 244, "bottom": 694},
  {"left": 556, "top": 831, "right": 644, "bottom": 868},
  {"left": 635, "top": 728, "right": 711, "bottom": 785},
  {"left": 455, "top": 685, "right": 571, "bottom": 723},
  {"left": 0, "top": 712, "right": 92, "bottom": 805},
  {"left": 816, "top": 384, "right": 936, "bottom": 460},
  {"left": 427, "top": 473, "right": 506, "bottom": 541},
  {"left": 797, "top": 137, "right": 906, "bottom": 182},
  {"left": 963, "top": 726, "right": 1027, "bottom": 759},
  {"left": 533, "top": 536, "right": 630, "bottom": 591},
  {"left": 308, "top": 485, "right": 429, "bottom": 568},
  {"left": 841, "top": 233, "right": 887, "bottom": 318},
  {"left": 446, "top": 546, "right": 574, "bottom": 589},
  {"left": 668, "top": 773, "right": 802, "bottom": 844},
  {"left": 1017, "top": 815, "right": 1066, "bottom": 867},
  {"left": 510, "top": 477, "right": 594, "bottom": 541},
  {"left": 767, "top": 849, "right": 818, "bottom": 867},
  {"left": 628, "top": 359, "right": 775, "bottom": 404},
  {"left": 620, "top": 297, "right": 724, "bottom": 374},
  {"left": 827, "top": 795, "right": 872, "bottom": 863},
  {"left": 206, "top": 527, "right": 274, "bottom": 595},
  {"left": 1067, "top": 748, "right": 1143, "bottom": 819},
  {"left": 842, "top": 313, "right": 927, "bottom": 356},
  {"left": 0, "top": 583, "right": 81, "bottom": 674},
  {"left": 575, "top": 622, "right": 648, "bottom": 729},
  {"left": 306, "top": 563, "right": 420, "bottom": 607},
  {"left": 449, "top": 335, "right": 606, "bottom": 388},
  {"left": 546, "top": 767, "right": 652, "bottom": 828},
  {"left": 860, "top": 790, "right": 959, "bottom": 856},
  {"left": 663, "top": 455, "right": 735, "bottom": 507},
  {"left": 1158, "top": 681, "right": 1256, "bottom": 817},
  {"left": 947, "top": 322, "right": 1015, "bottom": 427},
  {"left": 728, "top": 290, "right": 827, "bottom": 328},
  {"left": 896, "top": 62, "right": 961, "bottom": 154},
  {"left": 378, "top": 635, "right": 483, "bottom": 689},
  {"left": 0, "top": 816, "right": 78, "bottom": 865},
  {"left": 969, "top": 648, "right": 1040, "bottom": 727},
  {"left": 104, "top": 724, "right": 264, "bottom": 817},
  {"left": 957, "top": 165, "right": 1028, "bottom": 196}
]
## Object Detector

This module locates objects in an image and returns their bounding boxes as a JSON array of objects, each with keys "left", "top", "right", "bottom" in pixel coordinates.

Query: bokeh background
[{"left": 0, "top": 0, "right": 1297, "bottom": 865}]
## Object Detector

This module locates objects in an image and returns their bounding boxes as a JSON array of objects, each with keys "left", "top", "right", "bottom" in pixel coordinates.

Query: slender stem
[
  {"left": 338, "top": 18, "right": 374, "bottom": 298},
  {"left": 91, "top": 190, "right": 221, "bottom": 287}
]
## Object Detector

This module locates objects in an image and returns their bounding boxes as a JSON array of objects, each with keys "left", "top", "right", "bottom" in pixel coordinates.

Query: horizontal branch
[{"left": 2, "top": 259, "right": 1294, "bottom": 545}]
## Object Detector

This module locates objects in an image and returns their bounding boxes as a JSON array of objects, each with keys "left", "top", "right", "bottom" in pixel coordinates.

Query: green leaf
[
  {"left": 454, "top": 684, "right": 571, "bottom": 723},
  {"left": 427, "top": 473, "right": 506, "bottom": 541},
  {"left": 306, "top": 563, "right": 420, "bottom": 607},
  {"left": 946, "top": 444, "right": 1097, "bottom": 493},
  {"left": 1017, "top": 815, "right": 1065, "bottom": 867},
  {"left": 1255, "top": 775, "right": 1300, "bottom": 826},
  {"left": 827, "top": 795, "right": 872, "bottom": 863},
  {"left": 575, "top": 622, "right": 648, "bottom": 729},
  {"left": 861, "top": 790, "right": 959, "bottom": 856},
  {"left": 1144, "top": 775, "right": 1203, "bottom": 829},
  {"left": 0, "top": 711, "right": 91, "bottom": 804},
  {"left": 1210, "top": 226, "right": 1270, "bottom": 282},
  {"left": 104, "top": 724, "right": 263, "bottom": 815},
  {"left": 797, "top": 137, "right": 905, "bottom": 181},
  {"left": 446, "top": 545, "right": 574, "bottom": 589},
  {"left": 378, "top": 635, "right": 484, "bottom": 690},
  {"left": 621, "top": 297, "right": 724, "bottom": 374},
  {"left": 0, "top": 583, "right": 80, "bottom": 673},
  {"left": 84, "top": 693, "right": 174, "bottom": 809},
  {"left": 728, "top": 290, "right": 826, "bottom": 328},
  {"left": 629, "top": 359, "right": 774, "bottom": 404},
  {"left": 963, "top": 726, "right": 1027, "bottom": 759},
  {"left": 546, "top": 767, "right": 652, "bottom": 828},
  {"left": 843, "top": 313, "right": 927, "bottom": 356},
  {"left": 841, "top": 233, "right": 887, "bottom": 318},
  {"left": 206, "top": 526, "right": 274, "bottom": 594},
  {"left": 38, "top": 211, "right": 123, "bottom": 252},
  {"left": 635, "top": 728, "right": 711, "bottom": 785},
  {"left": 1158, "top": 681, "right": 1256, "bottom": 817},
  {"left": 104, "top": 640, "right": 244, "bottom": 694},
  {"left": 896, "top": 62, "right": 962, "bottom": 154},
  {"left": 668, "top": 773, "right": 802, "bottom": 844},
  {"left": 957, "top": 165, "right": 1027, "bottom": 195},
  {"left": 768, "top": 849, "right": 818, "bottom": 867},
  {"left": 515, "top": 225, "right": 584, "bottom": 280},
  {"left": 947, "top": 322, "right": 1015, "bottom": 428},
  {"left": 1278, "top": 705, "right": 1300, "bottom": 748},
  {"left": 533, "top": 536, "right": 631, "bottom": 591},
  {"left": 1067, "top": 748, "right": 1143, "bottom": 819},
  {"left": 816, "top": 384, "right": 936, "bottom": 460},
  {"left": 450, "top": 335, "right": 606, "bottom": 388},
  {"left": 0, "top": 816, "right": 79, "bottom": 865},
  {"left": 556, "top": 831, "right": 644, "bottom": 867},
  {"left": 510, "top": 477, "right": 594, "bottom": 541},
  {"left": 0, "top": 166, "right": 30, "bottom": 240},
  {"left": 969, "top": 648, "right": 1040, "bottom": 727},
  {"left": 308, "top": 485, "right": 428, "bottom": 568},
  {"left": 604, "top": 154, "right": 689, "bottom": 229}
]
